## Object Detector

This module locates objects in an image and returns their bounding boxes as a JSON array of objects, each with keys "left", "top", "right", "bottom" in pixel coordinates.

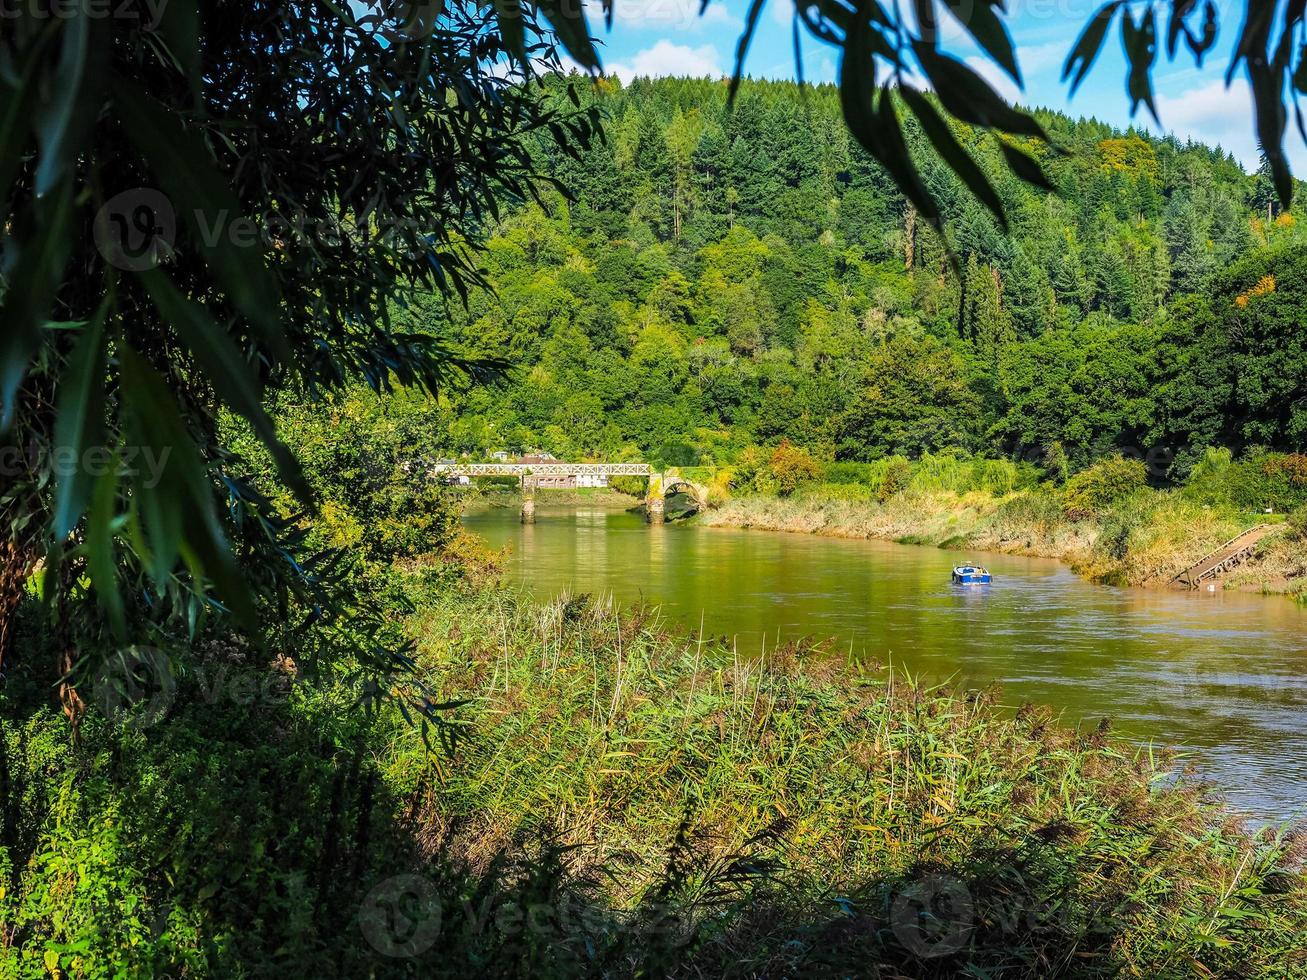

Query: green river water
[{"left": 463, "top": 502, "right": 1307, "bottom": 823}]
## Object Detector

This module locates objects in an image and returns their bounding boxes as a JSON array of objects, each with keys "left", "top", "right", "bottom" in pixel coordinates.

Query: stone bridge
[
  {"left": 644, "top": 469, "right": 712, "bottom": 524},
  {"left": 432, "top": 461, "right": 712, "bottom": 523}
]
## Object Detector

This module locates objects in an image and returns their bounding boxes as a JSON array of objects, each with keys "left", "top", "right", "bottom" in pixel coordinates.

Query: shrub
[
  {"left": 1062, "top": 455, "right": 1147, "bottom": 516},
  {"left": 768, "top": 440, "right": 824, "bottom": 497},
  {"left": 973, "top": 457, "right": 1030, "bottom": 495},
  {"left": 1185, "top": 448, "right": 1307, "bottom": 513},
  {"left": 799, "top": 481, "right": 876, "bottom": 502},
  {"left": 877, "top": 456, "right": 913, "bottom": 502},
  {"left": 910, "top": 452, "right": 970, "bottom": 492},
  {"left": 823, "top": 461, "right": 875, "bottom": 485},
  {"left": 989, "top": 488, "right": 1064, "bottom": 534},
  {"left": 1043, "top": 440, "right": 1070, "bottom": 484},
  {"left": 1289, "top": 505, "right": 1307, "bottom": 541},
  {"left": 732, "top": 445, "right": 768, "bottom": 491},
  {"left": 1260, "top": 453, "right": 1307, "bottom": 511},
  {"left": 609, "top": 475, "right": 646, "bottom": 497},
  {"left": 1182, "top": 446, "right": 1236, "bottom": 506}
]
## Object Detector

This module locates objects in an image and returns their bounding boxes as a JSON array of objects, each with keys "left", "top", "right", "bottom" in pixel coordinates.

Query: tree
[
  {"left": 837, "top": 334, "right": 977, "bottom": 459},
  {"left": 1165, "top": 192, "right": 1215, "bottom": 294},
  {"left": 1154, "top": 245, "right": 1307, "bottom": 461},
  {"left": 8, "top": 0, "right": 1307, "bottom": 704},
  {"left": 0, "top": 3, "right": 597, "bottom": 707}
]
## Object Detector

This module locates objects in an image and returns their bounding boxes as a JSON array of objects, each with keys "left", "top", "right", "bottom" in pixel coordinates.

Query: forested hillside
[{"left": 425, "top": 76, "right": 1306, "bottom": 476}]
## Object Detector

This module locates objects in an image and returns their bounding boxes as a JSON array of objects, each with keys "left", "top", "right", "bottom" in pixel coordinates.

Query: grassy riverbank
[
  {"left": 464, "top": 486, "right": 643, "bottom": 510},
  {"left": 7, "top": 575, "right": 1307, "bottom": 976},
  {"left": 702, "top": 452, "right": 1307, "bottom": 596}
]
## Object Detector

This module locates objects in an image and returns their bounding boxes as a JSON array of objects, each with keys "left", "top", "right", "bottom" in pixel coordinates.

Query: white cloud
[
  {"left": 1151, "top": 79, "right": 1307, "bottom": 173},
  {"left": 585, "top": 0, "right": 737, "bottom": 33},
  {"left": 607, "top": 40, "right": 725, "bottom": 80}
]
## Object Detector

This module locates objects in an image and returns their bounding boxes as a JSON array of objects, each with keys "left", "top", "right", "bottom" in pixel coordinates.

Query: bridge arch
[{"left": 646, "top": 470, "right": 711, "bottom": 523}]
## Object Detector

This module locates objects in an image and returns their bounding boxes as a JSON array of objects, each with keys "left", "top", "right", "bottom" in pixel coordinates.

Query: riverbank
[
  {"left": 400, "top": 584, "right": 1307, "bottom": 976},
  {"left": 8, "top": 570, "right": 1306, "bottom": 975},
  {"left": 701, "top": 486, "right": 1306, "bottom": 596},
  {"left": 462, "top": 486, "right": 642, "bottom": 510}
]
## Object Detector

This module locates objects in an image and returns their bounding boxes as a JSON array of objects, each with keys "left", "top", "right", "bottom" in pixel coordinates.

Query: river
[{"left": 463, "top": 502, "right": 1307, "bottom": 823}]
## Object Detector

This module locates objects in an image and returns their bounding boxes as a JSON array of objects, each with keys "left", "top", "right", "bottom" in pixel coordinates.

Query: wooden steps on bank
[{"left": 1169, "top": 524, "right": 1278, "bottom": 590}]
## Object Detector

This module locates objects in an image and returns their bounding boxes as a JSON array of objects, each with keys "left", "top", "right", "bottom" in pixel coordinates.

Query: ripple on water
[{"left": 464, "top": 506, "right": 1307, "bottom": 822}]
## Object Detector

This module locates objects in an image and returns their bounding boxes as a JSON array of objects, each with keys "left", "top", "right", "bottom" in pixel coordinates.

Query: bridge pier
[
  {"left": 521, "top": 490, "right": 536, "bottom": 524},
  {"left": 646, "top": 494, "right": 665, "bottom": 525}
]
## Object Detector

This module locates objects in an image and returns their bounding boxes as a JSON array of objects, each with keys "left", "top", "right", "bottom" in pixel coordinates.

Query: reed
[
  {"left": 5, "top": 582, "right": 1305, "bottom": 976},
  {"left": 396, "top": 585, "right": 1307, "bottom": 977}
]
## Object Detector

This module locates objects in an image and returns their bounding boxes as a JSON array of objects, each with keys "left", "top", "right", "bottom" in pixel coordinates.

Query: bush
[
  {"left": 1260, "top": 453, "right": 1307, "bottom": 511},
  {"left": 877, "top": 456, "right": 913, "bottom": 502},
  {"left": 1043, "top": 440, "right": 1070, "bottom": 484},
  {"left": 768, "top": 440, "right": 824, "bottom": 496},
  {"left": 1181, "top": 446, "right": 1236, "bottom": 506},
  {"left": 732, "top": 445, "right": 768, "bottom": 491},
  {"left": 799, "top": 481, "right": 876, "bottom": 502},
  {"left": 1184, "top": 449, "right": 1307, "bottom": 512},
  {"left": 823, "top": 461, "right": 875, "bottom": 485},
  {"left": 1062, "top": 455, "right": 1147, "bottom": 516},
  {"left": 1289, "top": 505, "right": 1307, "bottom": 541},
  {"left": 973, "top": 457, "right": 1035, "bottom": 495},
  {"left": 608, "top": 475, "right": 646, "bottom": 497}
]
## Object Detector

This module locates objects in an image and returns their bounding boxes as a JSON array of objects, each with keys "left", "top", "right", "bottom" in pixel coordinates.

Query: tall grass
[
  {"left": 402, "top": 586, "right": 1307, "bottom": 977},
  {"left": 5, "top": 581, "right": 1306, "bottom": 976}
]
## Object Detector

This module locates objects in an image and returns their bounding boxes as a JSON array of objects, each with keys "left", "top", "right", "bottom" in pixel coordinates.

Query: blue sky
[{"left": 579, "top": 0, "right": 1305, "bottom": 174}]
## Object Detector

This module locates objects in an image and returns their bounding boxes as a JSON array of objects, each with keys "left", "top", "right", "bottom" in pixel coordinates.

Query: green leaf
[
  {"left": 139, "top": 269, "right": 313, "bottom": 506},
  {"left": 729, "top": 0, "right": 768, "bottom": 104},
  {"left": 86, "top": 462, "right": 125, "bottom": 638},
  {"left": 1249, "top": 59, "right": 1293, "bottom": 207},
  {"left": 940, "top": 0, "right": 1021, "bottom": 86},
  {"left": 0, "top": 27, "right": 54, "bottom": 212},
  {"left": 900, "top": 86, "right": 1007, "bottom": 230},
  {"left": 1166, "top": 0, "right": 1196, "bottom": 59},
  {"left": 494, "top": 0, "right": 526, "bottom": 64},
  {"left": 112, "top": 77, "right": 287, "bottom": 363},
  {"left": 1227, "top": 0, "right": 1274, "bottom": 85},
  {"left": 118, "top": 344, "right": 256, "bottom": 625},
  {"left": 35, "top": 7, "right": 105, "bottom": 196},
  {"left": 1187, "top": 1, "right": 1217, "bottom": 66},
  {"left": 536, "top": 0, "right": 600, "bottom": 72},
  {"left": 1122, "top": 6, "right": 1159, "bottom": 123},
  {"left": 154, "top": 0, "right": 200, "bottom": 93},
  {"left": 1063, "top": 2, "right": 1123, "bottom": 96},
  {"left": 997, "top": 140, "right": 1057, "bottom": 192},
  {"left": 914, "top": 46, "right": 1048, "bottom": 139},
  {"left": 839, "top": 10, "right": 944, "bottom": 245},
  {"left": 52, "top": 303, "right": 109, "bottom": 537},
  {"left": 0, "top": 182, "right": 74, "bottom": 429}
]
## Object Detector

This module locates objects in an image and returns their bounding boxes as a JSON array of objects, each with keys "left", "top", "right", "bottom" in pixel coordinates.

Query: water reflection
[{"left": 463, "top": 503, "right": 1307, "bottom": 822}]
